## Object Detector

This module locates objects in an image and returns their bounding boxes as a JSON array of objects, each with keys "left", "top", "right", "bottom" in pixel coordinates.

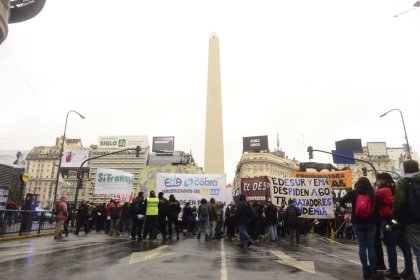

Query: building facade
[
  {"left": 25, "top": 137, "right": 87, "bottom": 209},
  {"left": 233, "top": 152, "right": 300, "bottom": 192}
]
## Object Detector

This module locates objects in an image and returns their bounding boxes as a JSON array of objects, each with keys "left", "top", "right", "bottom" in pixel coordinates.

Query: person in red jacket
[
  {"left": 375, "top": 172, "right": 414, "bottom": 279},
  {"left": 54, "top": 196, "right": 68, "bottom": 240}
]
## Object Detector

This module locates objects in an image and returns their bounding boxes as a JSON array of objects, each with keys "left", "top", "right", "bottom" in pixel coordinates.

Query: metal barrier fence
[{"left": 0, "top": 209, "right": 57, "bottom": 236}]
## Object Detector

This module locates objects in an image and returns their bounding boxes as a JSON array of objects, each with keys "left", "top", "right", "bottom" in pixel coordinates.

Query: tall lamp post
[
  {"left": 52, "top": 110, "right": 85, "bottom": 208},
  {"left": 380, "top": 109, "right": 411, "bottom": 160}
]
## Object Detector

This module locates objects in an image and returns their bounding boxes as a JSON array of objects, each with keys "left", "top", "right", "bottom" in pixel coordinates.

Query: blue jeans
[
  {"left": 238, "top": 224, "right": 253, "bottom": 247},
  {"left": 397, "top": 227, "right": 413, "bottom": 273},
  {"left": 406, "top": 224, "right": 420, "bottom": 276},
  {"left": 381, "top": 220, "right": 398, "bottom": 272},
  {"left": 198, "top": 218, "right": 210, "bottom": 236},
  {"left": 353, "top": 224, "right": 377, "bottom": 270},
  {"left": 268, "top": 224, "right": 278, "bottom": 241},
  {"left": 215, "top": 221, "right": 223, "bottom": 239}
]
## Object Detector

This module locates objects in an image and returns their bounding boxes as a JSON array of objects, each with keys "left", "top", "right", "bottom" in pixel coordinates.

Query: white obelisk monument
[{"left": 204, "top": 33, "right": 225, "bottom": 174}]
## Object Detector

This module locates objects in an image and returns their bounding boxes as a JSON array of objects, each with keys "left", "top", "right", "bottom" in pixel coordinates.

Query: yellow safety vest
[{"left": 146, "top": 197, "right": 159, "bottom": 216}]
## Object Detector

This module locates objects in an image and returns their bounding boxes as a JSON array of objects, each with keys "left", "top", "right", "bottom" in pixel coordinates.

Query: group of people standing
[
  {"left": 53, "top": 188, "right": 305, "bottom": 250},
  {"left": 340, "top": 160, "right": 420, "bottom": 279}
]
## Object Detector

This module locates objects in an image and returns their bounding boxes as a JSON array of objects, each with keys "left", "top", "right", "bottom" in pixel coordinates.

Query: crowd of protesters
[
  {"left": 51, "top": 160, "right": 420, "bottom": 280},
  {"left": 52, "top": 191, "right": 308, "bottom": 248}
]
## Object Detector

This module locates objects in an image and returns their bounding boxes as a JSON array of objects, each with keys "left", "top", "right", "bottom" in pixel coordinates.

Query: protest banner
[
  {"left": 240, "top": 176, "right": 269, "bottom": 202},
  {"left": 95, "top": 169, "right": 134, "bottom": 201},
  {"left": 270, "top": 177, "right": 334, "bottom": 219},
  {"left": 291, "top": 170, "right": 353, "bottom": 201},
  {"left": 156, "top": 173, "right": 226, "bottom": 206}
]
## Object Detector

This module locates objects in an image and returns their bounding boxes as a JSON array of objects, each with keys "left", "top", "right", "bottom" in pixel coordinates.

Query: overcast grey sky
[{"left": 1, "top": 0, "right": 420, "bottom": 182}]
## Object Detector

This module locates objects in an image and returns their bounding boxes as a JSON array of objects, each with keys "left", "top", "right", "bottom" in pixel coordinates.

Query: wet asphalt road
[{"left": 0, "top": 233, "right": 415, "bottom": 280}]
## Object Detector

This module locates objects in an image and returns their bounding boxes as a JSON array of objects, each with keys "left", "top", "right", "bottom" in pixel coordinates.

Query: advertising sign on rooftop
[
  {"left": 98, "top": 135, "right": 148, "bottom": 150},
  {"left": 152, "top": 136, "right": 175, "bottom": 153},
  {"left": 243, "top": 135, "right": 269, "bottom": 153},
  {"left": 367, "top": 142, "right": 388, "bottom": 157}
]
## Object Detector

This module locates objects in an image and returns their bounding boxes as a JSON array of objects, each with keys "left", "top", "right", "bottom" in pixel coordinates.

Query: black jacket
[{"left": 235, "top": 201, "right": 251, "bottom": 225}]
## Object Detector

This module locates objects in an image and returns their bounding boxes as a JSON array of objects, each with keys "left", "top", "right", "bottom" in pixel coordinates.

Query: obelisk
[{"left": 204, "top": 33, "right": 225, "bottom": 174}]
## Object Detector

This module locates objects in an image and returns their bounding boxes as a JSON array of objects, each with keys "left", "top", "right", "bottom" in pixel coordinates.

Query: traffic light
[
  {"left": 307, "top": 146, "right": 313, "bottom": 159},
  {"left": 136, "top": 146, "right": 141, "bottom": 157},
  {"left": 362, "top": 167, "right": 367, "bottom": 176}
]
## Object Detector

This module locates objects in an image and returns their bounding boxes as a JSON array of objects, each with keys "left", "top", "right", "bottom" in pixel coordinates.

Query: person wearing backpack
[
  {"left": 197, "top": 198, "right": 211, "bottom": 241},
  {"left": 340, "top": 177, "right": 379, "bottom": 279},
  {"left": 284, "top": 198, "right": 301, "bottom": 245},
  {"left": 130, "top": 192, "right": 145, "bottom": 241},
  {"left": 393, "top": 160, "right": 420, "bottom": 279}
]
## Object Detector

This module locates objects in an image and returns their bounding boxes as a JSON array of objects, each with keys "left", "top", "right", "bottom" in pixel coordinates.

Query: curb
[{"left": 0, "top": 231, "right": 55, "bottom": 242}]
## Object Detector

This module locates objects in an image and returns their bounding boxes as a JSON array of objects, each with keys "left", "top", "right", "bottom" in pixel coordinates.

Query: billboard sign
[
  {"left": 61, "top": 150, "right": 89, "bottom": 168},
  {"left": 98, "top": 135, "right": 148, "bottom": 150},
  {"left": 156, "top": 173, "right": 226, "bottom": 206},
  {"left": 240, "top": 176, "right": 269, "bottom": 202},
  {"left": 95, "top": 169, "right": 134, "bottom": 198},
  {"left": 335, "top": 139, "right": 363, "bottom": 153},
  {"left": 367, "top": 142, "right": 388, "bottom": 157},
  {"left": 243, "top": 135, "right": 269, "bottom": 153},
  {"left": 0, "top": 150, "right": 28, "bottom": 167},
  {"left": 152, "top": 136, "right": 175, "bottom": 153},
  {"left": 270, "top": 177, "right": 334, "bottom": 219}
]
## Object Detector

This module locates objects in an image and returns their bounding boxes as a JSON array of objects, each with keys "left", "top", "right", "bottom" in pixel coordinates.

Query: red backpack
[{"left": 355, "top": 193, "right": 372, "bottom": 219}]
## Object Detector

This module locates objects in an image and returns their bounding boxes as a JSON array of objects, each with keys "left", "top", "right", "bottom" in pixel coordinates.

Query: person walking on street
[
  {"left": 54, "top": 195, "right": 68, "bottom": 240},
  {"left": 235, "top": 194, "right": 254, "bottom": 248},
  {"left": 63, "top": 201, "right": 72, "bottom": 237},
  {"left": 393, "top": 160, "right": 420, "bottom": 280},
  {"left": 74, "top": 201, "right": 89, "bottom": 235}
]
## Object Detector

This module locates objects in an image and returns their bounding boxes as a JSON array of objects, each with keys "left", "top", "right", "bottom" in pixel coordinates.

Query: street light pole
[
  {"left": 52, "top": 110, "right": 85, "bottom": 209},
  {"left": 380, "top": 109, "right": 411, "bottom": 160}
]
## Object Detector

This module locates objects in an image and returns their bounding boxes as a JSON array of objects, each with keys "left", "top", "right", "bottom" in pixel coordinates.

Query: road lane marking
[
  {"left": 221, "top": 239, "right": 228, "bottom": 280},
  {"left": 129, "top": 245, "right": 174, "bottom": 264},
  {"left": 279, "top": 240, "right": 360, "bottom": 265},
  {"left": 271, "top": 250, "right": 315, "bottom": 273},
  {"left": 318, "top": 236, "right": 405, "bottom": 261}
]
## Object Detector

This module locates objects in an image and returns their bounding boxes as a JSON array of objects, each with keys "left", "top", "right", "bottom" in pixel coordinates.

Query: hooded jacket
[
  {"left": 393, "top": 171, "right": 420, "bottom": 223},
  {"left": 235, "top": 194, "right": 251, "bottom": 225}
]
